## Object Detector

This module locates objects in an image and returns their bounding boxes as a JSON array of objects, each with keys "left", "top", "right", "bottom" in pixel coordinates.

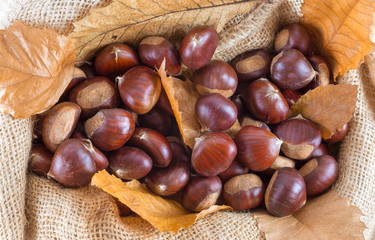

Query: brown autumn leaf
[
  {"left": 0, "top": 21, "right": 76, "bottom": 119},
  {"left": 68, "top": 0, "right": 255, "bottom": 61},
  {"left": 91, "top": 170, "right": 231, "bottom": 233},
  {"left": 253, "top": 190, "right": 366, "bottom": 240},
  {"left": 291, "top": 84, "right": 358, "bottom": 139},
  {"left": 300, "top": 0, "right": 375, "bottom": 79}
]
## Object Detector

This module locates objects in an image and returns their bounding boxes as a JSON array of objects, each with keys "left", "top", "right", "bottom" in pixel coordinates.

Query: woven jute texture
[{"left": 0, "top": 0, "right": 374, "bottom": 239}]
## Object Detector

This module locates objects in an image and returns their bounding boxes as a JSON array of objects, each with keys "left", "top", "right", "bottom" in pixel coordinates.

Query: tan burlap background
[{"left": 0, "top": 0, "right": 374, "bottom": 239}]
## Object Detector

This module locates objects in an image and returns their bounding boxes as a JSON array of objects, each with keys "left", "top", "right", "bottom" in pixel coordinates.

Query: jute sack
[{"left": 0, "top": 0, "right": 374, "bottom": 239}]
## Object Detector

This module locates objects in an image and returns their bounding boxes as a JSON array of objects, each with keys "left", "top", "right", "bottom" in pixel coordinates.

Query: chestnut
[
  {"left": 145, "top": 160, "right": 190, "bottom": 196},
  {"left": 128, "top": 128, "right": 172, "bottom": 167},
  {"left": 193, "top": 60, "right": 238, "bottom": 98},
  {"left": 274, "top": 115, "right": 322, "bottom": 160},
  {"left": 307, "top": 142, "right": 328, "bottom": 160},
  {"left": 222, "top": 174, "right": 264, "bottom": 211},
  {"left": 300, "top": 55, "right": 331, "bottom": 93},
  {"left": 138, "top": 107, "right": 172, "bottom": 136},
  {"left": 94, "top": 43, "right": 139, "bottom": 79},
  {"left": 230, "top": 49, "right": 272, "bottom": 82},
  {"left": 192, "top": 132, "right": 237, "bottom": 176},
  {"left": 262, "top": 155, "right": 296, "bottom": 177},
  {"left": 42, "top": 102, "right": 81, "bottom": 152},
  {"left": 167, "top": 136, "right": 190, "bottom": 162},
  {"left": 239, "top": 114, "right": 270, "bottom": 131},
  {"left": 299, "top": 155, "right": 338, "bottom": 196},
  {"left": 179, "top": 26, "right": 219, "bottom": 69},
  {"left": 274, "top": 23, "right": 311, "bottom": 55},
  {"left": 48, "top": 138, "right": 99, "bottom": 187},
  {"left": 324, "top": 123, "right": 349, "bottom": 143},
  {"left": 29, "top": 144, "right": 53, "bottom": 177},
  {"left": 138, "top": 36, "right": 181, "bottom": 75},
  {"left": 281, "top": 89, "right": 301, "bottom": 107},
  {"left": 118, "top": 66, "right": 161, "bottom": 114},
  {"left": 245, "top": 78, "right": 289, "bottom": 124},
  {"left": 156, "top": 87, "right": 173, "bottom": 116},
  {"left": 109, "top": 146, "right": 152, "bottom": 180},
  {"left": 265, "top": 167, "right": 306, "bottom": 217},
  {"left": 79, "top": 62, "right": 96, "bottom": 79},
  {"left": 270, "top": 49, "right": 316, "bottom": 90},
  {"left": 218, "top": 159, "right": 248, "bottom": 183},
  {"left": 115, "top": 198, "right": 133, "bottom": 216},
  {"left": 68, "top": 76, "right": 120, "bottom": 119},
  {"left": 181, "top": 176, "right": 222, "bottom": 212},
  {"left": 235, "top": 126, "right": 282, "bottom": 171},
  {"left": 60, "top": 67, "right": 86, "bottom": 100},
  {"left": 231, "top": 94, "right": 245, "bottom": 117},
  {"left": 195, "top": 93, "right": 238, "bottom": 132},
  {"left": 85, "top": 108, "right": 135, "bottom": 151}
]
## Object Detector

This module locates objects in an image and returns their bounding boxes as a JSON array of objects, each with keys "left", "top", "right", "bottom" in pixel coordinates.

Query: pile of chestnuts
[{"left": 30, "top": 23, "right": 347, "bottom": 218}]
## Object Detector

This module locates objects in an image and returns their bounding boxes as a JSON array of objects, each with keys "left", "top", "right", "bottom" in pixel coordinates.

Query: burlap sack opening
[{"left": 0, "top": 0, "right": 374, "bottom": 239}]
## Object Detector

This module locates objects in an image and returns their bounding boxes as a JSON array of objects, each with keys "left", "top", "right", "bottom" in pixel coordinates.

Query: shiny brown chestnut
[
  {"left": 300, "top": 55, "right": 331, "bottom": 93},
  {"left": 60, "top": 67, "right": 86, "bottom": 100},
  {"left": 179, "top": 26, "right": 219, "bottom": 69},
  {"left": 138, "top": 36, "right": 181, "bottom": 75},
  {"left": 29, "top": 144, "right": 53, "bottom": 177},
  {"left": 231, "top": 94, "right": 245, "bottom": 117},
  {"left": 230, "top": 49, "right": 272, "bottom": 82},
  {"left": 281, "top": 89, "right": 301, "bottom": 107},
  {"left": 299, "top": 155, "right": 338, "bottom": 196},
  {"left": 324, "top": 123, "right": 349, "bottom": 143},
  {"left": 192, "top": 132, "right": 237, "bottom": 176},
  {"left": 239, "top": 114, "right": 270, "bottom": 131},
  {"left": 79, "top": 62, "right": 96, "bottom": 79},
  {"left": 222, "top": 174, "right": 264, "bottom": 211},
  {"left": 95, "top": 43, "right": 139, "bottom": 79},
  {"left": 195, "top": 93, "right": 237, "bottom": 132},
  {"left": 109, "top": 146, "right": 152, "bottom": 180},
  {"left": 274, "top": 23, "right": 312, "bottom": 55},
  {"left": 218, "top": 159, "right": 249, "bottom": 183},
  {"left": 245, "top": 78, "right": 289, "bottom": 124},
  {"left": 235, "top": 126, "right": 282, "bottom": 171},
  {"left": 156, "top": 87, "right": 173, "bottom": 116},
  {"left": 193, "top": 60, "right": 238, "bottom": 98},
  {"left": 274, "top": 115, "right": 322, "bottom": 160},
  {"left": 262, "top": 155, "right": 296, "bottom": 177},
  {"left": 167, "top": 136, "right": 190, "bottom": 162},
  {"left": 181, "top": 176, "right": 222, "bottom": 212},
  {"left": 265, "top": 167, "right": 306, "bottom": 217},
  {"left": 145, "top": 160, "right": 190, "bottom": 196},
  {"left": 128, "top": 128, "right": 172, "bottom": 167},
  {"left": 118, "top": 66, "right": 161, "bottom": 114},
  {"left": 138, "top": 107, "right": 172, "bottom": 136},
  {"left": 69, "top": 77, "right": 120, "bottom": 119},
  {"left": 85, "top": 108, "right": 135, "bottom": 151},
  {"left": 271, "top": 49, "right": 316, "bottom": 90},
  {"left": 42, "top": 102, "right": 81, "bottom": 152},
  {"left": 48, "top": 138, "right": 99, "bottom": 187},
  {"left": 307, "top": 142, "right": 328, "bottom": 160}
]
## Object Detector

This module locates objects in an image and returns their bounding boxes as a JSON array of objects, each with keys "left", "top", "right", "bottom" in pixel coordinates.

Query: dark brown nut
[
  {"left": 230, "top": 49, "right": 272, "bottom": 82},
  {"left": 245, "top": 78, "right": 289, "bottom": 124},
  {"left": 306, "top": 142, "right": 328, "bottom": 160},
  {"left": 179, "top": 26, "right": 219, "bottom": 69},
  {"left": 281, "top": 89, "right": 301, "bottom": 107},
  {"left": 114, "top": 198, "right": 133, "bottom": 217},
  {"left": 218, "top": 159, "right": 249, "bottom": 183},
  {"left": 118, "top": 66, "right": 161, "bottom": 114},
  {"left": 128, "top": 128, "right": 172, "bottom": 167},
  {"left": 145, "top": 160, "right": 190, "bottom": 196},
  {"left": 274, "top": 115, "right": 322, "bottom": 160},
  {"left": 109, "top": 146, "right": 152, "bottom": 180},
  {"left": 156, "top": 87, "right": 174, "bottom": 116},
  {"left": 193, "top": 60, "right": 238, "bottom": 98},
  {"left": 299, "top": 155, "right": 338, "bottom": 196},
  {"left": 181, "top": 176, "right": 222, "bottom": 212},
  {"left": 85, "top": 108, "right": 135, "bottom": 151},
  {"left": 270, "top": 49, "right": 316, "bottom": 90},
  {"left": 262, "top": 155, "right": 296, "bottom": 177},
  {"left": 300, "top": 54, "right": 331, "bottom": 93},
  {"left": 138, "top": 107, "right": 172, "bottom": 136},
  {"left": 138, "top": 36, "right": 181, "bottom": 75},
  {"left": 95, "top": 43, "right": 139, "bottom": 79},
  {"left": 42, "top": 102, "right": 81, "bottom": 152},
  {"left": 222, "top": 173, "right": 264, "bottom": 211},
  {"left": 239, "top": 114, "right": 270, "bottom": 131},
  {"left": 324, "top": 123, "right": 349, "bottom": 143},
  {"left": 274, "top": 23, "right": 312, "bottom": 55},
  {"left": 60, "top": 67, "right": 86, "bottom": 100},
  {"left": 68, "top": 76, "right": 120, "bottom": 119},
  {"left": 29, "top": 144, "right": 53, "bottom": 177},
  {"left": 195, "top": 93, "right": 238, "bottom": 132},
  {"left": 231, "top": 94, "right": 245, "bottom": 118},
  {"left": 265, "top": 167, "right": 306, "bottom": 217},
  {"left": 167, "top": 136, "right": 190, "bottom": 162}
]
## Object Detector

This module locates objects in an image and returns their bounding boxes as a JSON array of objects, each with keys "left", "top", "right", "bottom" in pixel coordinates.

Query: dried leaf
[
  {"left": 300, "top": 0, "right": 375, "bottom": 79},
  {"left": 291, "top": 84, "right": 358, "bottom": 139},
  {"left": 0, "top": 21, "right": 76, "bottom": 118},
  {"left": 92, "top": 170, "right": 231, "bottom": 233},
  {"left": 68, "top": 0, "right": 255, "bottom": 61},
  {"left": 157, "top": 62, "right": 201, "bottom": 149},
  {"left": 253, "top": 190, "right": 366, "bottom": 240}
]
